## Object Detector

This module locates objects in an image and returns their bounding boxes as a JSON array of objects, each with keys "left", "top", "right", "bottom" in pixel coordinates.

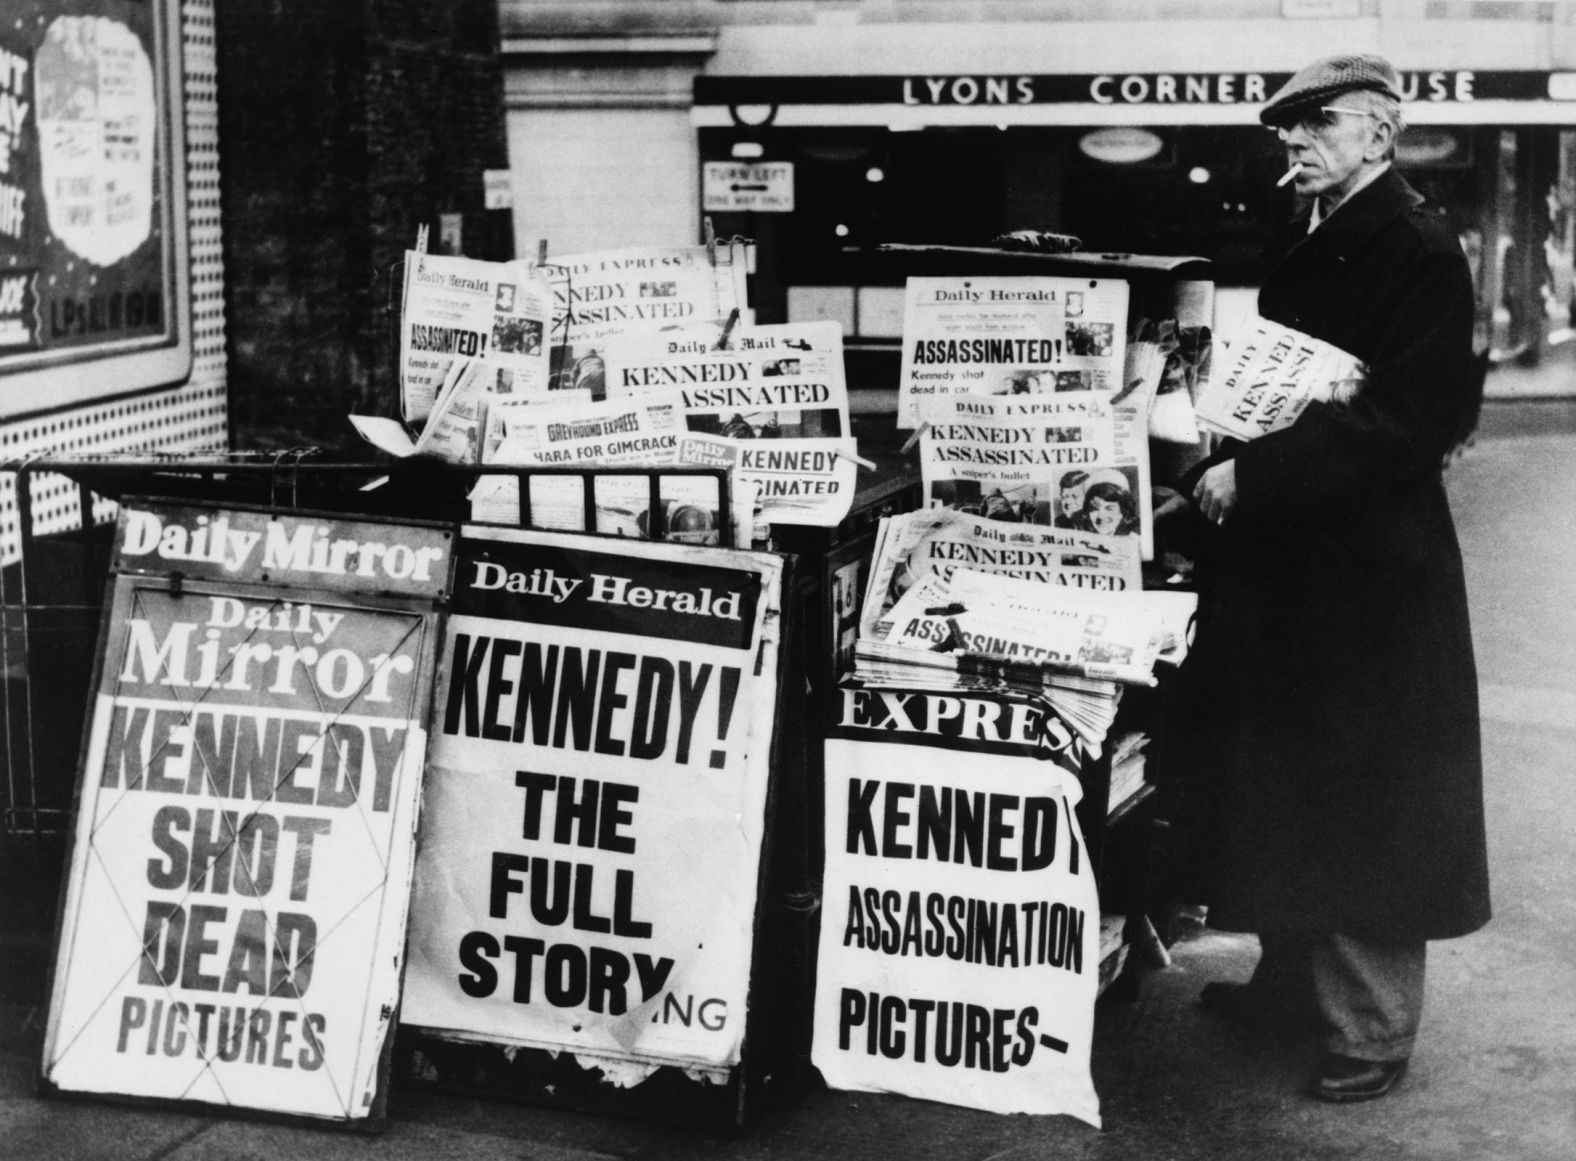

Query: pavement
[{"left": 3, "top": 393, "right": 1575, "bottom": 1160}]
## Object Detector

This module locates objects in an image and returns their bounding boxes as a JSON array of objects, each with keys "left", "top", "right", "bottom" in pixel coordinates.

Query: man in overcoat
[{"left": 1155, "top": 53, "right": 1491, "bottom": 1103}]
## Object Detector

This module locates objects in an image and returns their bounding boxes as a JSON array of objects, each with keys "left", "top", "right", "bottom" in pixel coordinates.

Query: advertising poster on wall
[
  {"left": 813, "top": 684, "right": 1102, "bottom": 1126},
  {"left": 402, "top": 527, "right": 784, "bottom": 1085},
  {"left": 40, "top": 502, "right": 453, "bottom": 1126},
  {"left": 1, "top": 0, "right": 191, "bottom": 414}
]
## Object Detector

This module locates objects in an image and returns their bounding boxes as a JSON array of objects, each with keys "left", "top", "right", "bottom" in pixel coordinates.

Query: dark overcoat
[{"left": 1156, "top": 168, "right": 1491, "bottom": 941}]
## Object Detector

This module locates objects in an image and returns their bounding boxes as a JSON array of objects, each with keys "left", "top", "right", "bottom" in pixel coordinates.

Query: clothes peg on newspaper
[
  {"left": 834, "top": 445, "right": 877, "bottom": 471},
  {"left": 713, "top": 307, "right": 741, "bottom": 350},
  {"left": 414, "top": 223, "right": 429, "bottom": 254},
  {"left": 899, "top": 422, "right": 930, "bottom": 456},
  {"left": 537, "top": 238, "right": 549, "bottom": 266},
  {"left": 704, "top": 216, "right": 717, "bottom": 266}
]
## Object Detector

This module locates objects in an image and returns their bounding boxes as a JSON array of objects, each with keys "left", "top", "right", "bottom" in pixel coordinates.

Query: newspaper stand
[
  {"left": 801, "top": 245, "right": 1215, "bottom": 1009},
  {"left": 0, "top": 452, "right": 819, "bottom": 1130}
]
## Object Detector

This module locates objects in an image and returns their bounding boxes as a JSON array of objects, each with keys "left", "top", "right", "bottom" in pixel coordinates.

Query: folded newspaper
[
  {"left": 860, "top": 507, "right": 1142, "bottom": 638},
  {"left": 1193, "top": 316, "right": 1365, "bottom": 441}
]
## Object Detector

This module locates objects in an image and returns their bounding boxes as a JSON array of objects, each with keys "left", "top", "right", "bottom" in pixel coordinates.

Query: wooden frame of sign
[
  {"left": 391, "top": 526, "right": 799, "bottom": 1129},
  {"left": 37, "top": 499, "right": 454, "bottom": 1131}
]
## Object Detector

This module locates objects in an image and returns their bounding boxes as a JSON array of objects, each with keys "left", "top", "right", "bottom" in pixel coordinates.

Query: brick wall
[{"left": 216, "top": 0, "right": 512, "bottom": 450}]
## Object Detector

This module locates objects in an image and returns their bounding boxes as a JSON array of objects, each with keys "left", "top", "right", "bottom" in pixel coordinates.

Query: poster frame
[
  {"left": 34, "top": 499, "right": 455, "bottom": 1132},
  {"left": 390, "top": 537, "right": 803, "bottom": 1130},
  {"left": 0, "top": 0, "right": 194, "bottom": 420}
]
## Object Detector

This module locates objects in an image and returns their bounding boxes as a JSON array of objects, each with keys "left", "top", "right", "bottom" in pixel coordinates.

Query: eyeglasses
[{"left": 1268, "top": 106, "right": 1377, "bottom": 140}]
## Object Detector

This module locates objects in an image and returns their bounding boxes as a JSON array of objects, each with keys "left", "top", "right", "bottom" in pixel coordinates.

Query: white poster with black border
[
  {"left": 814, "top": 684, "right": 1102, "bottom": 1126},
  {"left": 40, "top": 502, "right": 453, "bottom": 1127}
]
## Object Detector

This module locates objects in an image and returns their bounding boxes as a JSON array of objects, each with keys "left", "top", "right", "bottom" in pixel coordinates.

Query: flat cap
[{"left": 1259, "top": 53, "right": 1403, "bottom": 126}]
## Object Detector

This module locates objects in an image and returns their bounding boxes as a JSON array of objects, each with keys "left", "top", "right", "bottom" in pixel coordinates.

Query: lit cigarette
[{"left": 1277, "top": 163, "right": 1305, "bottom": 188}]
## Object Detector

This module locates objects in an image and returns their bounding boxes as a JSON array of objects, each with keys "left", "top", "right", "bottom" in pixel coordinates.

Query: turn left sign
[{"left": 703, "top": 162, "right": 795, "bottom": 212}]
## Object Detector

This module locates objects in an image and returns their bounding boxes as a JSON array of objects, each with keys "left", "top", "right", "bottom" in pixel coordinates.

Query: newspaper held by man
[
  {"left": 897, "top": 275, "right": 1130, "bottom": 429},
  {"left": 543, "top": 243, "right": 751, "bottom": 399},
  {"left": 1192, "top": 315, "right": 1366, "bottom": 442},
  {"left": 860, "top": 507, "right": 1141, "bottom": 637},
  {"left": 605, "top": 319, "right": 851, "bottom": 439},
  {"left": 399, "top": 251, "right": 553, "bottom": 424}
]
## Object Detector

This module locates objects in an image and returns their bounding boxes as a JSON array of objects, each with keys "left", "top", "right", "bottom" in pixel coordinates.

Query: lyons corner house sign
[{"left": 695, "top": 70, "right": 1567, "bottom": 110}]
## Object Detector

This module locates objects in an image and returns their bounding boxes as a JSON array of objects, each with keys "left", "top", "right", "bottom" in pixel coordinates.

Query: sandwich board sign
[
  {"left": 398, "top": 526, "right": 785, "bottom": 1118},
  {"left": 40, "top": 501, "right": 453, "bottom": 1128}
]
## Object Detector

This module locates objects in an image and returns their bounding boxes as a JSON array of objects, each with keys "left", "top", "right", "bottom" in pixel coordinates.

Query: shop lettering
[
  {"left": 903, "top": 76, "right": 1034, "bottom": 106},
  {"left": 1089, "top": 70, "right": 1474, "bottom": 106},
  {"left": 1091, "top": 73, "right": 1267, "bottom": 105}
]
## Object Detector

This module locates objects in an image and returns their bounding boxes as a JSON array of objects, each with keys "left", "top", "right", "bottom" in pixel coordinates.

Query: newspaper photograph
[
  {"left": 399, "top": 251, "right": 552, "bottom": 424},
  {"left": 605, "top": 319, "right": 851, "bottom": 439},
  {"left": 469, "top": 469, "right": 749, "bottom": 549},
  {"left": 1193, "top": 316, "right": 1365, "bottom": 442},
  {"left": 897, "top": 276, "right": 1130, "bottom": 429},
  {"left": 543, "top": 243, "right": 751, "bottom": 398},
  {"left": 860, "top": 508, "right": 1141, "bottom": 636}
]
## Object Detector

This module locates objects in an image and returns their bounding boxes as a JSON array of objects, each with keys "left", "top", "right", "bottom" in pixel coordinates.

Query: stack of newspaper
[
  {"left": 856, "top": 566, "right": 1196, "bottom": 751},
  {"left": 1106, "top": 730, "right": 1150, "bottom": 816},
  {"left": 358, "top": 240, "right": 870, "bottom": 540}
]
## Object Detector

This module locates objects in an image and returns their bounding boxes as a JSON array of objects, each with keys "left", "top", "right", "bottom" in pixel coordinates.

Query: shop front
[{"left": 692, "top": 68, "right": 1576, "bottom": 388}]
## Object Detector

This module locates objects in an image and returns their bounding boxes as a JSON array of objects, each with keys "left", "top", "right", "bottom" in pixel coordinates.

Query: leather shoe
[
  {"left": 1198, "top": 982, "right": 1317, "bottom": 1032},
  {"left": 1308, "top": 1054, "right": 1408, "bottom": 1103}
]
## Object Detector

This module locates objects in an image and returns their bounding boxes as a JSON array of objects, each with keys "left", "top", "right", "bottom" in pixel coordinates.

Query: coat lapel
[{"left": 1264, "top": 168, "right": 1424, "bottom": 272}]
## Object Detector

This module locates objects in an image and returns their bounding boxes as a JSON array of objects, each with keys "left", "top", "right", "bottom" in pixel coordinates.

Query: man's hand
[{"left": 1193, "top": 460, "right": 1238, "bottom": 525}]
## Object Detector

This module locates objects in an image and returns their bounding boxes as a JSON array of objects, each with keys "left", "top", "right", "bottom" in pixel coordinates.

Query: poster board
[
  {"left": 813, "top": 683, "right": 1103, "bottom": 1127},
  {"left": 398, "top": 527, "right": 786, "bottom": 1121},
  {"left": 39, "top": 501, "right": 453, "bottom": 1128},
  {"left": 1, "top": 0, "right": 193, "bottom": 417}
]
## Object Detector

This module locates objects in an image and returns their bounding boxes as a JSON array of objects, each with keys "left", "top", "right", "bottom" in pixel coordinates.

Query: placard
[
  {"left": 1, "top": 0, "right": 193, "bottom": 417},
  {"left": 401, "top": 528, "right": 784, "bottom": 1084},
  {"left": 40, "top": 502, "right": 453, "bottom": 1126},
  {"left": 813, "top": 684, "right": 1102, "bottom": 1127}
]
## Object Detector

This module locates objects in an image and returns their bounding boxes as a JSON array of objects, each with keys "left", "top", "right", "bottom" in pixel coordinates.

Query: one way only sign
[{"left": 703, "top": 162, "right": 795, "bottom": 212}]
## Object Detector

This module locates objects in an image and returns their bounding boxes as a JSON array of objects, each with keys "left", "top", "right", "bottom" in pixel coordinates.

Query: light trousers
[{"left": 1252, "top": 930, "right": 1426, "bottom": 1062}]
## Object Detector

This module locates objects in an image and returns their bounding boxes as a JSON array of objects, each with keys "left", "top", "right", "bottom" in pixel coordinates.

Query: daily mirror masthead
[{"left": 112, "top": 502, "right": 453, "bottom": 599}]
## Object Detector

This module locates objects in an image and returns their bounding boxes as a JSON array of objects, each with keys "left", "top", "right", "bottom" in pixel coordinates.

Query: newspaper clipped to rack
[
  {"left": 605, "top": 318, "right": 860, "bottom": 526},
  {"left": 1193, "top": 316, "right": 1366, "bottom": 441},
  {"left": 860, "top": 507, "right": 1141, "bottom": 637},
  {"left": 606, "top": 319, "right": 851, "bottom": 438},
  {"left": 917, "top": 390, "right": 1154, "bottom": 558},
  {"left": 897, "top": 275, "right": 1130, "bottom": 429},
  {"left": 467, "top": 389, "right": 755, "bottom": 544},
  {"left": 399, "top": 252, "right": 553, "bottom": 424},
  {"left": 543, "top": 243, "right": 751, "bottom": 398}
]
